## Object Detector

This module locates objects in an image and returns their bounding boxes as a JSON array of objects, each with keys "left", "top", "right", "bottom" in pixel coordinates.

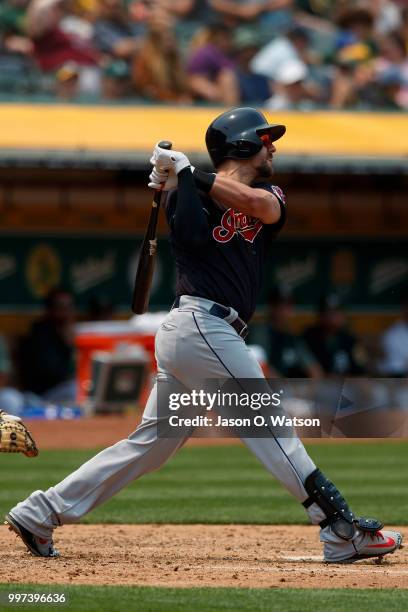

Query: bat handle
[
  {"left": 158, "top": 140, "right": 172, "bottom": 151},
  {"left": 155, "top": 140, "right": 173, "bottom": 196}
]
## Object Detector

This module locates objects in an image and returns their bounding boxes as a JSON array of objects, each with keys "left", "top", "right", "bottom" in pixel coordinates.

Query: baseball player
[{"left": 5, "top": 108, "right": 402, "bottom": 563}]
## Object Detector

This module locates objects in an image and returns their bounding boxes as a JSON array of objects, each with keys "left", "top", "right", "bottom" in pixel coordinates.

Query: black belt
[{"left": 172, "top": 296, "right": 248, "bottom": 340}]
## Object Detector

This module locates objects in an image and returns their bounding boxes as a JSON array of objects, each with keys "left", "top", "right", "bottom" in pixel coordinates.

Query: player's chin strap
[{"left": 302, "top": 468, "right": 383, "bottom": 541}]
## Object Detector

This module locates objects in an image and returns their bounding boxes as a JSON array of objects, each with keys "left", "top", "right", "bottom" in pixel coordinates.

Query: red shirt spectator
[
  {"left": 33, "top": 27, "right": 98, "bottom": 71},
  {"left": 27, "top": 0, "right": 99, "bottom": 71}
]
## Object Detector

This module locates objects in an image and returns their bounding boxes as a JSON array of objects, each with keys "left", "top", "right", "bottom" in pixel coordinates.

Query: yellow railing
[{"left": 0, "top": 105, "right": 406, "bottom": 156}]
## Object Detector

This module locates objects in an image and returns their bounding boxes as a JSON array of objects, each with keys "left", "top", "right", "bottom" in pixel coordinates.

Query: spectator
[
  {"left": 101, "top": 57, "right": 131, "bottom": 99},
  {"left": 372, "top": 0, "right": 402, "bottom": 35},
  {"left": 294, "top": 1, "right": 339, "bottom": 62},
  {"left": 86, "top": 294, "right": 115, "bottom": 321},
  {"left": 163, "top": 0, "right": 216, "bottom": 53},
  {"left": 0, "top": 335, "right": 24, "bottom": 415},
  {"left": 401, "top": 6, "right": 408, "bottom": 48},
  {"left": 163, "top": 0, "right": 212, "bottom": 21},
  {"left": 0, "top": 0, "right": 38, "bottom": 93},
  {"left": 303, "top": 295, "right": 367, "bottom": 376},
  {"left": 329, "top": 6, "right": 380, "bottom": 109},
  {"left": 186, "top": 21, "right": 239, "bottom": 104},
  {"left": 257, "top": 0, "right": 294, "bottom": 40},
  {"left": 55, "top": 60, "right": 80, "bottom": 99},
  {"left": 376, "top": 30, "right": 408, "bottom": 109},
  {"left": 251, "top": 25, "right": 321, "bottom": 82},
  {"left": 209, "top": 0, "right": 294, "bottom": 40},
  {"left": 209, "top": 0, "right": 271, "bottom": 22},
  {"left": 133, "top": 10, "right": 190, "bottom": 102},
  {"left": 233, "top": 28, "right": 271, "bottom": 104},
  {"left": 0, "top": 0, "right": 31, "bottom": 38},
  {"left": 296, "top": 0, "right": 338, "bottom": 21},
  {"left": 252, "top": 25, "right": 330, "bottom": 104},
  {"left": 334, "top": 5, "right": 377, "bottom": 64},
  {"left": 0, "top": 0, "right": 405, "bottom": 105},
  {"left": 265, "top": 58, "right": 317, "bottom": 110},
  {"left": 374, "top": 67, "right": 405, "bottom": 109},
  {"left": 93, "top": 0, "right": 144, "bottom": 61},
  {"left": 266, "top": 289, "right": 322, "bottom": 378},
  {"left": 0, "top": 32, "right": 37, "bottom": 94},
  {"left": 59, "top": 0, "right": 97, "bottom": 44},
  {"left": 377, "top": 289, "right": 408, "bottom": 377},
  {"left": 18, "top": 288, "right": 77, "bottom": 402},
  {"left": 26, "top": 0, "right": 100, "bottom": 95}
]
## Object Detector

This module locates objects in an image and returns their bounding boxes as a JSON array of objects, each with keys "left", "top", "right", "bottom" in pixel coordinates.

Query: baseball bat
[{"left": 131, "top": 140, "right": 172, "bottom": 315}]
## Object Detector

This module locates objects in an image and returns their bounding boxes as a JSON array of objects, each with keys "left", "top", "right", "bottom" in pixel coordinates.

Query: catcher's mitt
[{"left": 0, "top": 410, "right": 38, "bottom": 457}]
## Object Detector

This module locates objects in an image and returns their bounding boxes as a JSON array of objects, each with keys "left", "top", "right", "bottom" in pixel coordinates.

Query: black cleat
[{"left": 4, "top": 513, "right": 59, "bottom": 558}]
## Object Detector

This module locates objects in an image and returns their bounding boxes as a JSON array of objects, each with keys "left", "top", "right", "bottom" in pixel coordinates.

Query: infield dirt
[
  {"left": 25, "top": 416, "right": 401, "bottom": 450},
  {"left": 1, "top": 524, "right": 406, "bottom": 589}
]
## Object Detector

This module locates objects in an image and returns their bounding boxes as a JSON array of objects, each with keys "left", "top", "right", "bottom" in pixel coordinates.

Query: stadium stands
[{"left": 0, "top": 0, "right": 407, "bottom": 109}]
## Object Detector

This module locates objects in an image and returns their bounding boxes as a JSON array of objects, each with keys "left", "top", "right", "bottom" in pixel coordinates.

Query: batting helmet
[{"left": 205, "top": 107, "right": 286, "bottom": 168}]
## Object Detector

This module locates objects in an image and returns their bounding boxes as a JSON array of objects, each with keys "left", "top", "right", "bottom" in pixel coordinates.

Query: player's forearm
[
  {"left": 210, "top": 175, "right": 256, "bottom": 212},
  {"left": 208, "top": 174, "right": 281, "bottom": 223}
]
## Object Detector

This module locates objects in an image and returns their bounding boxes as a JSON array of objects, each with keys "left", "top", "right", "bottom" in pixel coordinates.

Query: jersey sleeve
[
  {"left": 165, "top": 189, "right": 177, "bottom": 229},
  {"left": 165, "top": 187, "right": 210, "bottom": 231},
  {"left": 164, "top": 171, "right": 211, "bottom": 248},
  {"left": 257, "top": 183, "right": 287, "bottom": 232}
]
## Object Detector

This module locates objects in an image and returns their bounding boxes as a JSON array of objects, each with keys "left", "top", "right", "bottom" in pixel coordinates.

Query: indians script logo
[{"left": 213, "top": 209, "right": 263, "bottom": 244}]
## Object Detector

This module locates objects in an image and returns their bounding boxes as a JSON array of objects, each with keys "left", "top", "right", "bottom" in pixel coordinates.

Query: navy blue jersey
[{"left": 165, "top": 183, "right": 286, "bottom": 323}]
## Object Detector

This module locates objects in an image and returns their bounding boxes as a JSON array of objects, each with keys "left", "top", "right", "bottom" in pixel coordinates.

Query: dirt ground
[
  {"left": 1, "top": 524, "right": 406, "bottom": 589},
  {"left": 25, "top": 416, "right": 240, "bottom": 450},
  {"left": 26, "top": 416, "right": 402, "bottom": 450}
]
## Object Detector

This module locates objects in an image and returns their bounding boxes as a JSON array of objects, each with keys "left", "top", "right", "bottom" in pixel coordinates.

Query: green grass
[
  {"left": 0, "top": 442, "right": 407, "bottom": 525},
  {"left": 0, "top": 585, "right": 407, "bottom": 612}
]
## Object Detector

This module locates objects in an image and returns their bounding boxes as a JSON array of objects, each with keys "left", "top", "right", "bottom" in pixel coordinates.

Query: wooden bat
[{"left": 131, "top": 140, "right": 172, "bottom": 314}]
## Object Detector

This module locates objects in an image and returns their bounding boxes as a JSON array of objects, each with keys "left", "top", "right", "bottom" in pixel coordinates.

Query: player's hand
[
  {"left": 148, "top": 166, "right": 178, "bottom": 191},
  {"left": 150, "top": 143, "right": 191, "bottom": 175}
]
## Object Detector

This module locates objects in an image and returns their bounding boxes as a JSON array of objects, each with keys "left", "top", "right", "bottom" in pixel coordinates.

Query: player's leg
[
  {"left": 167, "top": 302, "right": 402, "bottom": 562},
  {"left": 7, "top": 377, "right": 191, "bottom": 541},
  {"left": 170, "top": 307, "right": 317, "bottom": 507},
  {"left": 6, "top": 311, "right": 195, "bottom": 548}
]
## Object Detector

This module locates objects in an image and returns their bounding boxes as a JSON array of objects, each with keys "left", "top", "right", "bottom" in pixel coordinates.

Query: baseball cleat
[
  {"left": 324, "top": 529, "right": 403, "bottom": 564},
  {"left": 4, "top": 513, "right": 59, "bottom": 558}
]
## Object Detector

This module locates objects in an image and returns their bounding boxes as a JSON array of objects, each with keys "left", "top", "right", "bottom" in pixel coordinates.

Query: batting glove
[
  {"left": 150, "top": 143, "right": 191, "bottom": 175},
  {"left": 148, "top": 166, "right": 178, "bottom": 191}
]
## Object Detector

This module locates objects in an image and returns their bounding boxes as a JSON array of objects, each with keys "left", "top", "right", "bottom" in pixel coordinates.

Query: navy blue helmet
[{"left": 205, "top": 107, "right": 286, "bottom": 168}]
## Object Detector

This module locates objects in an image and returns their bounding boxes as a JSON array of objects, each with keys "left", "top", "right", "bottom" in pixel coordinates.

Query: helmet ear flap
[
  {"left": 235, "top": 140, "right": 253, "bottom": 155},
  {"left": 231, "top": 138, "right": 262, "bottom": 158}
]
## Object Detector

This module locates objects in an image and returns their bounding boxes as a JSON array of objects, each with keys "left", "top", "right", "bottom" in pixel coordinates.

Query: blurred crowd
[
  {"left": 264, "top": 288, "right": 408, "bottom": 379},
  {"left": 0, "top": 0, "right": 407, "bottom": 109},
  {"left": 0, "top": 289, "right": 115, "bottom": 411},
  {"left": 0, "top": 286, "right": 407, "bottom": 413}
]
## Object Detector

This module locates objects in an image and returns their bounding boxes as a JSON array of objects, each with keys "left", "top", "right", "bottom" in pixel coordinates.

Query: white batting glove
[
  {"left": 150, "top": 143, "right": 191, "bottom": 175},
  {"left": 148, "top": 166, "right": 178, "bottom": 191}
]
